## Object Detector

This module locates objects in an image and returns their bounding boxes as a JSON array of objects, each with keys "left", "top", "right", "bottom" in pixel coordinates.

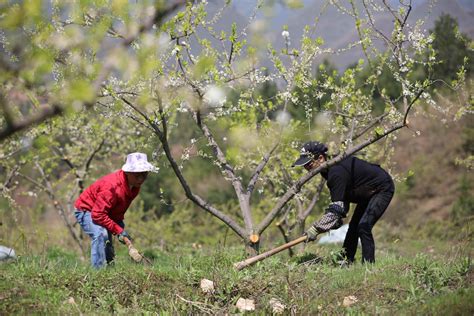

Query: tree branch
[
  {"left": 85, "top": 139, "right": 105, "bottom": 173},
  {"left": 301, "top": 179, "right": 325, "bottom": 219},
  {"left": 352, "top": 112, "right": 389, "bottom": 140},
  {"left": 2, "top": 165, "right": 19, "bottom": 189},
  {"left": 0, "top": 1, "right": 186, "bottom": 141},
  {"left": 0, "top": 102, "right": 63, "bottom": 141},
  {"left": 247, "top": 143, "right": 278, "bottom": 194},
  {"left": 189, "top": 107, "right": 244, "bottom": 194},
  {"left": 122, "top": 95, "right": 247, "bottom": 238}
]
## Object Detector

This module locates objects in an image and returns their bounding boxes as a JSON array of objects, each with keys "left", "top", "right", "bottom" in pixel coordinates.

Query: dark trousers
[{"left": 342, "top": 181, "right": 394, "bottom": 263}]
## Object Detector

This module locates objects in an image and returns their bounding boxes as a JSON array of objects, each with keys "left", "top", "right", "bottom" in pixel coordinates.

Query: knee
[
  {"left": 92, "top": 227, "right": 108, "bottom": 241},
  {"left": 357, "top": 223, "right": 372, "bottom": 236}
]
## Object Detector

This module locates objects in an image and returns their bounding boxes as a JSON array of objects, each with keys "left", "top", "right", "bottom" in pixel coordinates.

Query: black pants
[
  {"left": 105, "top": 221, "right": 125, "bottom": 265},
  {"left": 342, "top": 181, "right": 394, "bottom": 263}
]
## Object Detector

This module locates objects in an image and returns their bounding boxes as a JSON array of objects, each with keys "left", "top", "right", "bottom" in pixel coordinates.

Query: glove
[
  {"left": 304, "top": 225, "right": 319, "bottom": 242},
  {"left": 313, "top": 212, "right": 343, "bottom": 233},
  {"left": 117, "top": 230, "right": 132, "bottom": 244}
]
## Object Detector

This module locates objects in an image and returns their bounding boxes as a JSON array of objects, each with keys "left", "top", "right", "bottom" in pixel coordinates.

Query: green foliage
[
  {"left": 431, "top": 14, "right": 474, "bottom": 81},
  {"left": 409, "top": 254, "right": 470, "bottom": 294}
]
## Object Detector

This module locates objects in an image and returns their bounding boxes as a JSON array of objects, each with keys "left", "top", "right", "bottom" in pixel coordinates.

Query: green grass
[{"left": 1, "top": 238, "right": 473, "bottom": 315}]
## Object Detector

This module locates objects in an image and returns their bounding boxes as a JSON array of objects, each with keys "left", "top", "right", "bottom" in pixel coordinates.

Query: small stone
[
  {"left": 200, "top": 279, "right": 215, "bottom": 294},
  {"left": 128, "top": 247, "right": 142, "bottom": 262},
  {"left": 269, "top": 298, "right": 286, "bottom": 314},
  {"left": 236, "top": 298, "right": 255, "bottom": 312},
  {"left": 343, "top": 295, "right": 358, "bottom": 307}
]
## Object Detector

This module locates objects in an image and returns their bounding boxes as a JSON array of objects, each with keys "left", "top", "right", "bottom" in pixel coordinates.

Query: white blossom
[
  {"left": 171, "top": 46, "right": 181, "bottom": 56},
  {"left": 203, "top": 85, "right": 226, "bottom": 108},
  {"left": 276, "top": 110, "right": 291, "bottom": 126}
]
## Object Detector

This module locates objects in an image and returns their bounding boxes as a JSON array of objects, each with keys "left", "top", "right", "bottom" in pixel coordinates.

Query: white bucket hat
[{"left": 122, "top": 152, "right": 158, "bottom": 173}]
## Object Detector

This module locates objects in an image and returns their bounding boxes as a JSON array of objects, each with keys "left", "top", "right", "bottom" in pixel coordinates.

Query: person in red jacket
[{"left": 74, "top": 152, "right": 157, "bottom": 268}]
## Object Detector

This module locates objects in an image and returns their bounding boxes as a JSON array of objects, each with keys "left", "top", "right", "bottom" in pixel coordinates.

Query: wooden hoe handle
[
  {"left": 233, "top": 235, "right": 308, "bottom": 271},
  {"left": 123, "top": 236, "right": 133, "bottom": 247}
]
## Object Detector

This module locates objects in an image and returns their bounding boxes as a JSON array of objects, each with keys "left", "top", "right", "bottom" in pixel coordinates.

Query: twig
[{"left": 175, "top": 294, "right": 214, "bottom": 314}]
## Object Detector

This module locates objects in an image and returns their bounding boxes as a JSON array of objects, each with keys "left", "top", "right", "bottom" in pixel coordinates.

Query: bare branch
[
  {"left": 177, "top": 50, "right": 203, "bottom": 97},
  {"left": 400, "top": 1, "right": 412, "bottom": 28},
  {"left": 17, "top": 173, "right": 45, "bottom": 191},
  {"left": 85, "top": 139, "right": 105, "bottom": 173},
  {"left": 352, "top": 112, "right": 389, "bottom": 140},
  {"left": 301, "top": 179, "right": 325, "bottom": 219},
  {"left": 119, "top": 96, "right": 158, "bottom": 131},
  {"left": 122, "top": 95, "right": 247, "bottom": 238},
  {"left": 382, "top": 0, "right": 402, "bottom": 25},
  {"left": 247, "top": 143, "right": 279, "bottom": 194},
  {"left": 404, "top": 91, "right": 423, "bottom": 125},
  {"left": 2, "top": 165, "right": 19, "bottom": 189},
  {"left": 362, "top": 0, "right": 394, "bottom": 48},
  {"left": 0, "top": 102, "right": 63, "bottom": 141},
  {"left": 190, "top": 107, "right": 243, "bottom": 192},
  {"left": 276, "top": 222, "right": 294, "bottom": 257},
  {"left": 188, "top": 106, "right": 255, "bottom": 232}
]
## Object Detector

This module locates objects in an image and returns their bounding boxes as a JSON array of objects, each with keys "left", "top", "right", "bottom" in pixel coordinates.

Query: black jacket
[{"left": 321, "top": 156, "right": 393, "bottom": 208}]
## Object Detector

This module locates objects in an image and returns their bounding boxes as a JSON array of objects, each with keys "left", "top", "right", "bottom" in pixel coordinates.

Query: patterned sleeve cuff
[{"left": 326, "top": 201, "right": 346, "bottom": 217}]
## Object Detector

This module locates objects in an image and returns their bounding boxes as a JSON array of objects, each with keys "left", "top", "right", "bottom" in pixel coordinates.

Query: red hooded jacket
[{"left": 74, "top": 170, "right": 140, "bottom": 235}]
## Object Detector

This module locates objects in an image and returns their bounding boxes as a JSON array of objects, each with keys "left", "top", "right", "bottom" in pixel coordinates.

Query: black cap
[{"left": 292, "top": 141, "right": 328, "bottom": 167}]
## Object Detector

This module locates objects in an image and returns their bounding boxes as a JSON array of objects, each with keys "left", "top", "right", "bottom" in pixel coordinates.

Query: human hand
[
  {"left": 117, "top": 230, "right": 132, "bottom": 244},
  {"left": 304, "top": 225, "right": 319, "bottom": 242}
]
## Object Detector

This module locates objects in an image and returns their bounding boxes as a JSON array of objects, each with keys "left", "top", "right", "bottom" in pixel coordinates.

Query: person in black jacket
[{"left": 293, "top": 141, "right": 395, "bottom": 263}]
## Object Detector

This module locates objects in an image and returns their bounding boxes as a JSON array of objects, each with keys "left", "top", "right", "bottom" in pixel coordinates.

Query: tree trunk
[{"left": 245, "top": 240, "right": 260, "bottom": 257}]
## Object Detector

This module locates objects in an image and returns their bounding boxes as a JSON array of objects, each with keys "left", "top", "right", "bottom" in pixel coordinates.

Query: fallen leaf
[{"left": 236, "top": 298, "right": 255, "bottom": 312}]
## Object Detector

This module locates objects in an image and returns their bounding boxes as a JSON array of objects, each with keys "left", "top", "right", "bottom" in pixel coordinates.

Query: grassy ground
[{"left": 1, "top": 233, "right": 473, "bottom": 315}]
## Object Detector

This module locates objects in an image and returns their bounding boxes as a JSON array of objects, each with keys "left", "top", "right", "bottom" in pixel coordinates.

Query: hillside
[{"left": 387, "top": 105, "right": 473, "bottom": 227}]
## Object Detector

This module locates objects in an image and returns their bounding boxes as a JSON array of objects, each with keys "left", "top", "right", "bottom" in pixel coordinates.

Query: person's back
[
  {"left": 324, "top": 156, "right": 393, "bottom": 204},
  {"left": 75, "top": 170, "right": 139, "bottom": 230}
]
